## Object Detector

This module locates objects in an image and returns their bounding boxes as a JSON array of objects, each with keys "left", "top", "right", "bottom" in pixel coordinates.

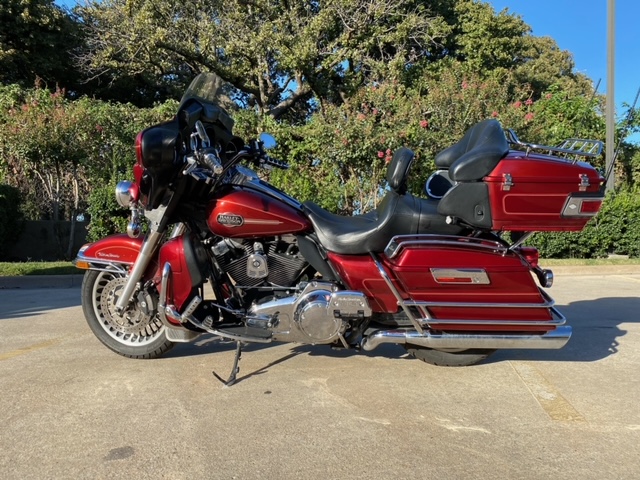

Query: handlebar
[
  {"left": 262, "top": 156, "right": 289, "bottom": 170},
  {"left": 186, "top": 123, "right": 289, "bottom": 181}
]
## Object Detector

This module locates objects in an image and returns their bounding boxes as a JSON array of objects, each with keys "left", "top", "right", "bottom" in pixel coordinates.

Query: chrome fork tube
[
  {"left": 114, "top": 229, "right": 164, "bottom": 313},
  {"left": 170, "top": 223, "right": 186, "bottom": 238}
]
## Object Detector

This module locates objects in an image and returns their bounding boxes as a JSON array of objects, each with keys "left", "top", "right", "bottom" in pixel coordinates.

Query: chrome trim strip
[
  {"left": 75, "top": 258, "right": 127, "bottom": 273},
  {"left": 409, "top": 300, "right": 554, "bottom": 309},
  {"left": 407, "top": 288, "right": 562, "bottom": 328},
  {"left": 370, "top": 253, "right": 424, "bottom": 333},
  {"left": 361, "top": 326, "right": 572, "bottom": 352},
  {"left": 408, "top": 287, "right": 556, "bottom": 310},
  {"left": 385, "top": 234, "right": 506, "bottom": 259},
  {"left": 430, "top": 268, "right": 490, "bottom": 285},
  {"left": 417, "top": 317, "right": 565, "bottom": 327}
]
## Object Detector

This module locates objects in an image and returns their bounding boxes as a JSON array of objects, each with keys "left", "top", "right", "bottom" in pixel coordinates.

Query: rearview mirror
[{"left": 259, "top": 133, "right": 277, "bottom": 150}]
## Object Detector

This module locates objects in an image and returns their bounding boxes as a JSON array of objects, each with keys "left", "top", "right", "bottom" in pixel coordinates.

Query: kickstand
[{"left": 213, "top": 341, "right": 243, "bottom": 387}]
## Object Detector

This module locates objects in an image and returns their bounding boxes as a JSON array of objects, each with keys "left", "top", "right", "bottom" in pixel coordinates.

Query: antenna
[{"left": 603, "top": 86, "right": 640, "bottom": 188}]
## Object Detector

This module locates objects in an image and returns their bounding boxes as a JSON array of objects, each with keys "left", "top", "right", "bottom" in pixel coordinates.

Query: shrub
[
  {"left": 86, "top": 178, "right": 129, "bottom": 242},
  {"left": 531, "top": 187, "right": 640, "bottom": 258}
]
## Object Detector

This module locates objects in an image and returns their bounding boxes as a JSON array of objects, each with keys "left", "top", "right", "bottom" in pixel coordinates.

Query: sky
[
  {"left": 488, "top": 0, "right": 640, "bottom": 115},
  {"left": 56, "top": 0, "right": 638, "bottom": 114}
]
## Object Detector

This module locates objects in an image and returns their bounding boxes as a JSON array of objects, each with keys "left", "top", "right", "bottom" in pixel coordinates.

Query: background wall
[{"left": 5, "top": 221, "right": 88, "bottom": 261}]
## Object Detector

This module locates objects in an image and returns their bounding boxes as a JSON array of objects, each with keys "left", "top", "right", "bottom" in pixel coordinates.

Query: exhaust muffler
[{"left": 361, "top": 326, "right": 572, "bottom": 351}]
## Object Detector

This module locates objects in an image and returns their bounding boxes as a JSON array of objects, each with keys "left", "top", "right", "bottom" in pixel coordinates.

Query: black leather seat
[
  {"left": 303, "top": 148, "right": 463, "bottom": 254},
  {"left": 434, "top": 120, "right": 509, "bottom": 229},
  {"left": 434, "top": 119, "right": 509, "bottom": 181}
]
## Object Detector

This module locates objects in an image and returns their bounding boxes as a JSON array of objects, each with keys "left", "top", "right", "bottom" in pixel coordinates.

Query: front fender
[{"left": 75, "top": 234, "right": 143, "bottom": 270}]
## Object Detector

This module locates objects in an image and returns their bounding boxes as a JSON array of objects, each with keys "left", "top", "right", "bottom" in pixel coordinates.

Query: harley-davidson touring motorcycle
[{"left": 75, "top": 73, "right": 606, "bottom": 384}]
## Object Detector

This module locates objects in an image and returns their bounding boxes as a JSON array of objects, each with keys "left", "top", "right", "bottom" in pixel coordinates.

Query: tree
[
  {"left": 0, "top": 0, "right": 82, "bottom": 89},
  {"left": 76, "top": 0, "right": 450, "bottom": 115}
]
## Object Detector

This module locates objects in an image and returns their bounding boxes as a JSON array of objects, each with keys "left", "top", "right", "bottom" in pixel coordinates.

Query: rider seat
[{"left": 303, "top": 148, "right": 463, "bottom": 255}]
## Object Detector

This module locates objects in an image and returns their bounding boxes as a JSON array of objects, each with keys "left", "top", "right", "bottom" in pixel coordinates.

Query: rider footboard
[{"left": 382, "top": 235, "right": 562, "bottom": 333}]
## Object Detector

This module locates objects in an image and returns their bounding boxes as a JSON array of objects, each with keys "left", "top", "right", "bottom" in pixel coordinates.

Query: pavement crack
[
  {"left": 510, "top": 361, "right": 586, "bottom": 423},
  {"left": 0, "top": 338, "right": 62, "bottom": 361}
]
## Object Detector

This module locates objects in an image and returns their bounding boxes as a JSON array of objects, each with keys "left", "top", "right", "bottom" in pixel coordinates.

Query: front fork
[{"left": 114, "top": 223, "right": 186, "bottom": 314}]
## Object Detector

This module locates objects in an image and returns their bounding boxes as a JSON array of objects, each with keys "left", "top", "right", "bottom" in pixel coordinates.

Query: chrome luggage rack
[{"left": 505, "top": 129, "right": 603, "bottom": 163}]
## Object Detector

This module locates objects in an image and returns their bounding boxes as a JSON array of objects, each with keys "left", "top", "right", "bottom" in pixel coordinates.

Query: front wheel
[
  {"left": 404, "top": 346, "right": 495, "bottom": 367},
  {"left": 81, "top": 270, "right": 174, "bottom": 359}
]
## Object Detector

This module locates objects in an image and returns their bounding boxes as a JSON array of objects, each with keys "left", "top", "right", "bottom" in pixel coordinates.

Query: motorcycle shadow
[
  {"left": 164, "top": 296, "right": 639, "bottom": 369},
  {"left": 491, "top": 296, "right": 640, "bottom": 364},
  {"left": 164, "top": 338, "right": 405, "bottom": 386}
]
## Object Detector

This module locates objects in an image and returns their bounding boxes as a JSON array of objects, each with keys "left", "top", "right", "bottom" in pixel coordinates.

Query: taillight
[
  {"left": 518, "top": 246, "right": 539, "bottom": 269},
  {"left": 579, "top": 200, "right": 602, "bottom": 215},
  {"left": 562, "top": 195, "right": 604, "bottom": 217}
]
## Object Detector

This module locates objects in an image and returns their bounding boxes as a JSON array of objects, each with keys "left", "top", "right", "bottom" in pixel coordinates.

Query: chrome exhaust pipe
[{"left": 361, "top": 326, "right": 572, "bottom": 352}]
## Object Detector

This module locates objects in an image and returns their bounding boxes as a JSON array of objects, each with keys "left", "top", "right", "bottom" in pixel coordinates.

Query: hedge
[{"left": 531, "top": 187, "right": 640, "bottom": 258}]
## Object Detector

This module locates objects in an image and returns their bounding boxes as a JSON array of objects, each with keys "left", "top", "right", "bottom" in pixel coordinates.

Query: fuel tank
[{"left": 207, "top": 186, "right": 312, "bottom": 238}]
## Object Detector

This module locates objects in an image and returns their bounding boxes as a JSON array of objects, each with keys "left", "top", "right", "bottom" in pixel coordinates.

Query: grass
[
  {"left": 0, "top": 261, "right": 78, "bottom": 276},
  {"left": 541, "top": 257, "right": 640, "bottom": 266}
]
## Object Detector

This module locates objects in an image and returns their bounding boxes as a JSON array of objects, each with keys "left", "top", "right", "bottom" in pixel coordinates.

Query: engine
[
  {"left": 212, "top": 235, "right": 311, "bottom": 291},
  {"left": 248, "top": 282, "right": 373, "bottom": 345}
]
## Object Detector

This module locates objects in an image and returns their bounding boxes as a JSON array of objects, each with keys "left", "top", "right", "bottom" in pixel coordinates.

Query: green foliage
[
  {"left": 1, "top": 0, "right": 636, "bottom": 259},
  {"left": 76, "top": 0, "right": 451, "bottom": 116},
  {"left": 260, "top": 62, "right": 603, "bottom": 214},
  {"left": 531, "top": 188, "right": 640, "bottom": 258},
  {"left": 0, "top": 83, "right": 177, "bottom": 222},
  {"left": 0, "top": 0, "right": 83, "bottom": 89},
  {"left": 0, "top": 184, "right": 23, "bottom": 259},
  {"left": 86, "top": 178, "right": 129, "bottom": 242}
]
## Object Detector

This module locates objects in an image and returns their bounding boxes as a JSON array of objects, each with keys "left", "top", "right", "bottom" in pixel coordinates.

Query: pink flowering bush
[{"left": 263, "top": 62, "right": 607, "bottom": 214}]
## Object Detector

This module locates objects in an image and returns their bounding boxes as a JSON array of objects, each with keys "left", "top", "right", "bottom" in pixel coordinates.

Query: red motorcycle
[{"left": 75, "top": 73, "right": 605, "bottom": 384}]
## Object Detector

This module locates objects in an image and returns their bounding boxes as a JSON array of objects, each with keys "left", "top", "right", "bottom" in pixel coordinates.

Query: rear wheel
[
  {"left": 404, "top": 346, "right": 495, "bottom": 367},
  {"left": 81, "top": 270, "right": 174, "bottom": 359}
]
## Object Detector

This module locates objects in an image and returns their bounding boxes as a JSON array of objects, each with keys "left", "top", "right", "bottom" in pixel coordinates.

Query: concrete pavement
[{"left": 0, "top": 271, "right": 639, "bottom": 479}]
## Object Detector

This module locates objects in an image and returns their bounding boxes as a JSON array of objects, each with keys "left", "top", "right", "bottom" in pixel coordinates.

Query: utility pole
[{"left": 606, "top": 0, "right": 616, "bottom": 192}]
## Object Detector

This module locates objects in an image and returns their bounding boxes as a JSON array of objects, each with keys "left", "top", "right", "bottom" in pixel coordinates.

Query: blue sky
[
  {"left": 57, "top": 1, "right": 637, "bottom": 113},
  {"left": 488, "top": 0, "right": 639, "bottom": 115}
]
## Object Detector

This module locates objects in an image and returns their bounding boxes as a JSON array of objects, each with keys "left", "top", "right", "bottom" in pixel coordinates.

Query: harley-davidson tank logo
[{"left": 217, "top": 214, "right": 244, "bottom": 227}]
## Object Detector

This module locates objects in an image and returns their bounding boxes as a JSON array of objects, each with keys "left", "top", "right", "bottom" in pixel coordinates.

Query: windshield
[
  {"left": 181, "top": 72, "right": 229, "bottom": 106},
  {"left": 180, "top": 72, "right": 235, "bottom": 133}
]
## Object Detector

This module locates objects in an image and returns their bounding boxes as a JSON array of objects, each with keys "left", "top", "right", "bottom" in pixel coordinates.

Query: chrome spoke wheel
[
  {"left": 92, "top": 272, "right": 164, "bottom": 347},
  {"left": 82, "top": 270, "right": 174, "bottom": 359}
]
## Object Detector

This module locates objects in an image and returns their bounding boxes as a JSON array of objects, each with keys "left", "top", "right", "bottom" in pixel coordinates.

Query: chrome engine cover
[
  {"left": 248, "top": 282, "right": 372, "bottom": 344},
  {"left": 294, "top": 288, "right": 340, "bottom": 342}
]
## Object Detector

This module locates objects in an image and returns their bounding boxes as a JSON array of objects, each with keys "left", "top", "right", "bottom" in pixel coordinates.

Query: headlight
[{"left": 115, "top": 180, "right": 135, "bottom": 208}]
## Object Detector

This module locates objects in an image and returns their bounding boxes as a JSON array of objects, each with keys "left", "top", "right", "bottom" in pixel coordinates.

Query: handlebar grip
[
  {"left": 202, "top": 152, "right": 224, "bottom": 174},
  {"left": 264, "top": 156, "right": 289, "bottom": 170}
]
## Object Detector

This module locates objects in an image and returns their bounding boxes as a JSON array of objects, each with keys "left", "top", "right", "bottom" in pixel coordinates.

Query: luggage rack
[{"left": 505, "top": 129, "right": 603, "bottom": 163}]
